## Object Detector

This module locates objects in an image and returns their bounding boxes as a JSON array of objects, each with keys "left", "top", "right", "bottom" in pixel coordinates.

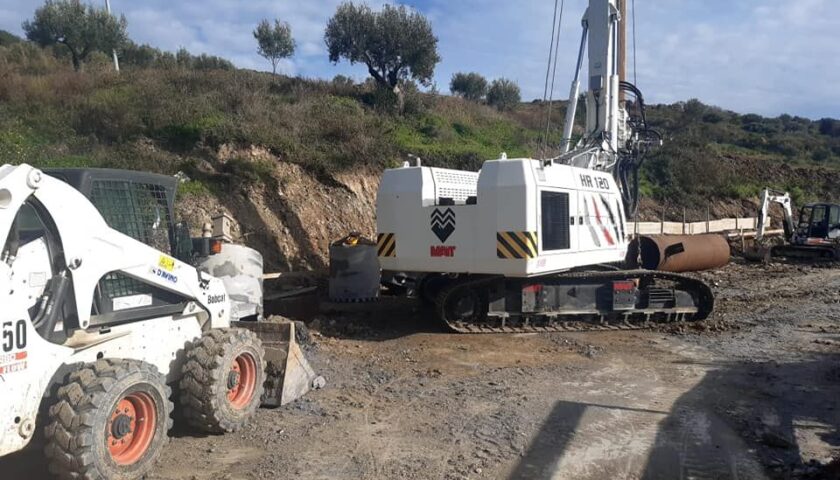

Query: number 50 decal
[{"left": 2, "top": 320, "right": 27, "bottom": 352}]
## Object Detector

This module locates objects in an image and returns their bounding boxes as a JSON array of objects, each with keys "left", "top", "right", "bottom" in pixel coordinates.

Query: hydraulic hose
[{"left": 35, "top": 270, "right": 70, "bottom": 340}]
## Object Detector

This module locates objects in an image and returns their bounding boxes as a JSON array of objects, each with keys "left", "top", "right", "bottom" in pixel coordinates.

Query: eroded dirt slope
[{"left": 177, "top": 148, "right": 380, "bottom": 272}]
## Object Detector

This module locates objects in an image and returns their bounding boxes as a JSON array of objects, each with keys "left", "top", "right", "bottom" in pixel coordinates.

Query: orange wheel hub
[
  {"left": 107, "top": 392, "right": 157, "bottom": 465},
  {"left": 227, "top": 353, "right": 257, "bottom": 409}
]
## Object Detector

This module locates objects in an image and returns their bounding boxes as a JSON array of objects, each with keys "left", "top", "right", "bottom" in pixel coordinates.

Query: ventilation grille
[
  {"left": 646, "top": 288, "right": 676, "bottom": 308},
  {"left": 431, "top": 168, "right": 478, "bottom": 203}
]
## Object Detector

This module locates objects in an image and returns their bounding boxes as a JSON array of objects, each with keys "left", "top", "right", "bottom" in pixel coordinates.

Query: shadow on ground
[
  {"left": 508, "top": 353, "right": 840, "bottom": 480},
  {"left": 313, "top": 300, "right": 448, "bottom": 342}
]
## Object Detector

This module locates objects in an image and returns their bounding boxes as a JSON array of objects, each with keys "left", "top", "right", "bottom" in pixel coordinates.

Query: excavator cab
[{"left": 795, "top": 204, "right": 840, "bottom": 244}]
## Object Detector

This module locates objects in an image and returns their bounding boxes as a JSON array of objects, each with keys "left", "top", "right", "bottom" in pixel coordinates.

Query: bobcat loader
[{"left": 0, "top": 164, "right": 319, "bottom": 479}]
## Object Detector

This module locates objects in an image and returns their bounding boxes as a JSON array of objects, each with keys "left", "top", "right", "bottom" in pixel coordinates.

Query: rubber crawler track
[{"left": 434, "top": 270, "right": 714, "bottom": 334}]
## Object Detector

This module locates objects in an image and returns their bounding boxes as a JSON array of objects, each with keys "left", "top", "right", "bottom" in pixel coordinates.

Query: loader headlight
[{"left": 0, "top": 189, "right": 11, "bottom": 209}]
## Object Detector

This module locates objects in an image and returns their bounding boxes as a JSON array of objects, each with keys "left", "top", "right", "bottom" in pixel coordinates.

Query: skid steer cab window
[
  {"left": 4, "top": 199, "right": 75, "bottom": 344},
  {"left": 541, "top": 191, "right": 571, "bottom": 251},
  {"left": 90, "top": 180, "right": 172, "bottom": 254},
  {"left": 91, "top": 271, "right": 190, "bottom": 328},
  {"left": 88, "top": 179, "right": 186, "bottom": 327},
  {"left": 4, "top": 201, "right": 58, "bottom": 297}
]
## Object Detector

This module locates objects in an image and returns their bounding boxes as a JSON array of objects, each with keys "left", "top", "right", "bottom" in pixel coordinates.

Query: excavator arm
[{"left": 756, "top": 188, "right": 795, "bottom": 242}]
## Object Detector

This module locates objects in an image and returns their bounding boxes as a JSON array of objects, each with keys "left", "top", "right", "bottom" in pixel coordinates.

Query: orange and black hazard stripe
[
  {"left": 497, "top": 231, "right": 538, "bottom": 259},
  {"left": 377, "top": 233, "right": 397, "bottom": 257}
]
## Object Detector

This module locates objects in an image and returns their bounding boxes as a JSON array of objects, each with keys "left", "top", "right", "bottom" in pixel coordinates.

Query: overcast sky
[{"left": 2, "top": 0, "right": 838, "bottom": 119}]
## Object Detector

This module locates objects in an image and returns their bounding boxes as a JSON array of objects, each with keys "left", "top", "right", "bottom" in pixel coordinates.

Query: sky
[{"left": 1, "top": 0, "right": 838, "bottom": 119}]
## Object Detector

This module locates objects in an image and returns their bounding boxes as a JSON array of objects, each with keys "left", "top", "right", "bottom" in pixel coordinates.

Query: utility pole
[{"left": 105, "top": 0, "right": 120, "bottom": 72}]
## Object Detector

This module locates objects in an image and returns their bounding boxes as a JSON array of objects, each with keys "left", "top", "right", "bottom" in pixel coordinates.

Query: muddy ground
[{"left": 4, "top": 260, "right": 840, "bottom": 479}]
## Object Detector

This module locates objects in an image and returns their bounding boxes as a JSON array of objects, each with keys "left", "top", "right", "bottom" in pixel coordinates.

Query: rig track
[{"left": 434, "top": 270, "right": 714, "bottom": 334}]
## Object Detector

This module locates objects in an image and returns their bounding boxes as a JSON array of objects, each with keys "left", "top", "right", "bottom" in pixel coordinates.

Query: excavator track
[
  {"left": 433, "top": 270, "right": 714, "bottom": 334},
  {"left": 771, "top": 245, "right": 840, "bottom": 261}
]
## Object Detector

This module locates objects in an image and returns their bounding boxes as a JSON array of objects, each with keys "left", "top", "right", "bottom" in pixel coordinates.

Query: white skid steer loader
[{"left": 0, "top": 164, "right": 320, "bottom": 479}]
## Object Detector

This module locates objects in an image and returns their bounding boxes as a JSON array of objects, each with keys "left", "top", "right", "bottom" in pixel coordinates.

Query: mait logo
[{"left": 431, "top": 208, "right": 455, "bottom": 242}]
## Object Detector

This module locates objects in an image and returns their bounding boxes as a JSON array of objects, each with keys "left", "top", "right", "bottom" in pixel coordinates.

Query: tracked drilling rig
[{"left": 376, "top": 0, "right": 714, "bottom": 333}]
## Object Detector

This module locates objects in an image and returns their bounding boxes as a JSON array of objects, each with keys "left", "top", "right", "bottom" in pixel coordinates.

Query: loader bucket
[{"left": 232, "top": 320, "right": 325, "bottom": 407}]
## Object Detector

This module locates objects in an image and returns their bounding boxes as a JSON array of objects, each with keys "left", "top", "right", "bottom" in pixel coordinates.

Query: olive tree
[
  {"left": 450, "top": 72, "right": 488, "bottom": 101},
  {"left": 325, "top": 2, "right": 440, "bottom": 107},
  {"left": 487, "top": 78, "right": 521, "bottom": 111},
  {"left": 23, "top": 0, "right": 127, "bottom": 71},
  {"left": 253, "top": 19, "right": 295, "bottom": 75}
]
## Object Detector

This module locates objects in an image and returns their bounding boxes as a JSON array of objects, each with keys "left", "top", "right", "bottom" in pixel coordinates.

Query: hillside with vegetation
[{"left": 2, "top": 25, "right": 839, "bottom": 266}]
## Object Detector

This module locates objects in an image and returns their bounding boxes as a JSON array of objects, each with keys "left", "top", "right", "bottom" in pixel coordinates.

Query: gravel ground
[{"left": 4, "top": 260, "right": 839, "bottom": 479}]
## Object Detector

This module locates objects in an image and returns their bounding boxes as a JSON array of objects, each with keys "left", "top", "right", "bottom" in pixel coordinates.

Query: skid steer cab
[{"left": 0, "top": 164, "right": 319, "bottom": 480}]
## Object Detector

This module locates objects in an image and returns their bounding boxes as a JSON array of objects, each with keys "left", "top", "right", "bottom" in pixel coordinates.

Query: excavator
[
  {"left": 0, "top": 165, "right": 321, "bottom": 479},
  {"left": 375, "top": 0, "right": 715, "bottom": 333},
  {"left": 755, "top": 188, "right": 840, "bottom": 260}
]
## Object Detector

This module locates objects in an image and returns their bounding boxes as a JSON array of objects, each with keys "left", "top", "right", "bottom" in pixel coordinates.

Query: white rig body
[{"left": 376, "top": 159, "right": 629, "bottom": 278}]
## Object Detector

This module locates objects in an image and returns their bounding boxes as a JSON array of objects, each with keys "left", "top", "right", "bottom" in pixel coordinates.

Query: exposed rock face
[{"left": 178, "top": 148, "right": 380, "bottom": 272}]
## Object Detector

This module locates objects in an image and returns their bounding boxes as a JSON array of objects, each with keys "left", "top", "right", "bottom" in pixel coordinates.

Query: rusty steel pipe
[{"left": 627, "top": 234, "right": 730, "bottom": 273}]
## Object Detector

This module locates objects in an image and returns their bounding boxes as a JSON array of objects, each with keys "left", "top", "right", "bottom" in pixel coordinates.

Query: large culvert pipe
[{"left": 627, "top": 234, "right": 730, "bottom": 273}]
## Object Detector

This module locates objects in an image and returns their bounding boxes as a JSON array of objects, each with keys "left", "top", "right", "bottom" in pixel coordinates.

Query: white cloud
[{"left": 634, "top": 0, "right": 840, "bottom": 117}]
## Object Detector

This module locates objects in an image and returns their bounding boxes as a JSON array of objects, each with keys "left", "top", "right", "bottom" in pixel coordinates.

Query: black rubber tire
[
  {"left": 179, "top": 328, "right": 266, "bottom": 433},
  {"left": 44, "top": 359, "right": 173, "bottom": 480}
]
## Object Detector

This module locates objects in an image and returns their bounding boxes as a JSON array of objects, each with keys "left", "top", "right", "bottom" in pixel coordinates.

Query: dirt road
[{"left": 4, "top": 261, "right": 839, "bottom": 479}]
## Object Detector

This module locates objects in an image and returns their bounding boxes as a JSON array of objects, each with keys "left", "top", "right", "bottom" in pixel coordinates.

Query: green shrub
[
  {"left": 74, "top": 85, "right": 144, "bottom": 142},
  {"left": 0, "top": 128, "right": 41, "bottom": 164},
  {"left": 177, "top": 180, "right": 212, "bottom": 197},
  {"left": 487, "top": 79, "right": 521, "bottom": 111}
]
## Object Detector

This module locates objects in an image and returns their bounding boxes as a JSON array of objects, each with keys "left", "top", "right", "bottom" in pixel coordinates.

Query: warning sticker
[
  {"left": 0, "top": 351, "right": 27, "bottom": 363},
  {"left": 0, "top": 361, "right": 27, "bottom": 374},
  {"left": 158, "top": 255, "right": 176, "bottom": 272},
  {"left": 113, "top": 294, "right": 153, "bottom": 311},
  {"left": 0, "top": 351, "right": 27, "bottom": 374}
]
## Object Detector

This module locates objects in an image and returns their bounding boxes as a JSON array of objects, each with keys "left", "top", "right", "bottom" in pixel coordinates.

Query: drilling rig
[{"left": 375, "top": 0, "right": 714, "bottom": 333}]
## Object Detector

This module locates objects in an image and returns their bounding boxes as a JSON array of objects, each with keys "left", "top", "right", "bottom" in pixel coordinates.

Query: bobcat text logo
[
  {"left": 431, "top": 208, "right": 456, "bottom": 243},
  {"left": 207, "top": 294, "right": 226, "bottom": 305}
]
